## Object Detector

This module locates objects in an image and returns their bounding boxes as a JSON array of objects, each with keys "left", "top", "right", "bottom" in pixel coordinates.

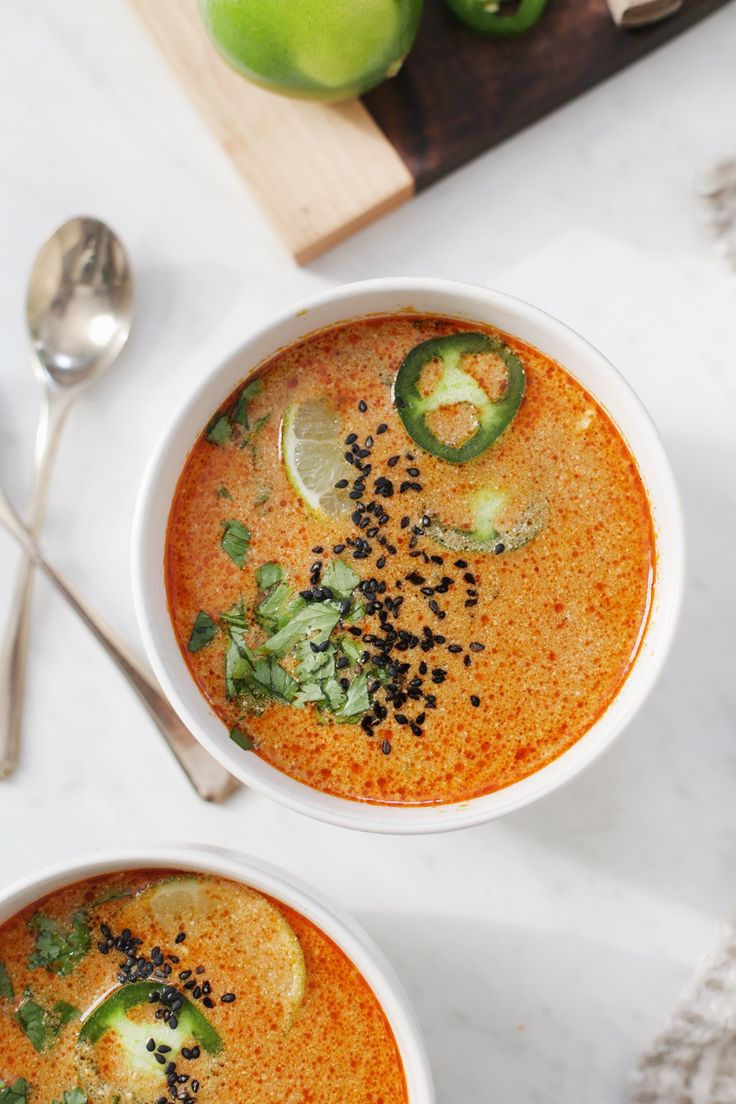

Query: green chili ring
[
  {"left": 445, "top": 0, "right": 549, "bottom": 38},
  {"left": 393, "top": 332, "right": 525, "bottom": 463}
]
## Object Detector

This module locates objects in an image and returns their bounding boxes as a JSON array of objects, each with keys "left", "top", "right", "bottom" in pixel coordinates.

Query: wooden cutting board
[{"left": 130, "top": 0, "right": 731, "bottom": 263}]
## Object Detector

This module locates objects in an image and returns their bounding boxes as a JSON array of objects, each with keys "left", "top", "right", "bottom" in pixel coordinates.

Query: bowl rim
[
  {"left": 131, "top": 276, "right": 685, "bottom": 834},
  {"left": 0, "top": 843, "right": 435, "bottom": 1103}
]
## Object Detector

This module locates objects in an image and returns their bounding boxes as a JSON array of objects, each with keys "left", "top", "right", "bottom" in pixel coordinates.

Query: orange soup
[
  {"left": 0, "top": 870, "right": 406, "bottom": 1103},
  {"left": 165, "top": 314, "right": 654, "bottom": 805}
]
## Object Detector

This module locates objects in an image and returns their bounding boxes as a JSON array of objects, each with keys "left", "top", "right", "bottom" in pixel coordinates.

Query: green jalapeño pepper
[
  {"left": 445, "top": 0, "right": 549, "bottom": 38},
  {"left": 393, "top": 332, "right": 525, "bottom": 463}
]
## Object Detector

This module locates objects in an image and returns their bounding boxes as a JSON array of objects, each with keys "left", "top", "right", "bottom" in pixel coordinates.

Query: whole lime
[{"left": 198, "top": 0, "right": 424, "bottom": 103}]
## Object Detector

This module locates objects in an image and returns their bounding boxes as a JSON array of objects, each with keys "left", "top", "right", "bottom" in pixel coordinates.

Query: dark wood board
[{"left": 364, "top": 0, "right": 733, "bottom": 189}]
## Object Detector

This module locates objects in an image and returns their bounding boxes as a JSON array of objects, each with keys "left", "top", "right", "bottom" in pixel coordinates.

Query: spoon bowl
[{"left": 26, "top": 216, "right": 133, "bottom": 389}]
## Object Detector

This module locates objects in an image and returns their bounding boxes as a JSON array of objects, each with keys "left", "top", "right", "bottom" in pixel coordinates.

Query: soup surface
[
  {"left": 166, "top": 314, "right": 654, "bottom": 805},
  {"left": 0, "top": 869, "right": 406, "bottom": 1103}
]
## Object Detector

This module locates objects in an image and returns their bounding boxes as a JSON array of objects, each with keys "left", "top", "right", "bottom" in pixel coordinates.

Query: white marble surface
[{"left": 1, "top": 3, "right": 736, "bottom": 1100}]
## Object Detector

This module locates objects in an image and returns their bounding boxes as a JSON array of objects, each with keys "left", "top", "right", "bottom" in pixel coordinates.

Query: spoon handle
[
  {"left": 0, "top": 388, "right": 70, "bottom": 779},
  {"left": 0, "top": 485, "right": 239, "bottom": 801}
]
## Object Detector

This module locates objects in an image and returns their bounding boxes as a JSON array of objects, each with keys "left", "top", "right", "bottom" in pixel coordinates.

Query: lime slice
[
  {"left": 198, "top": 0, "right": 424, "bottom": 104},
  {"left": 135, "top": 877, "right": 306, "bottom": 1032},
  {"left": 282, "top": 398, "right": 353, "bottom": 517}
]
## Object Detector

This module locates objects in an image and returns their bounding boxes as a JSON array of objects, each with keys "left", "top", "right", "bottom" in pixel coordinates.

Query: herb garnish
[
  {"left": 206, "top": 379, "right": 264, "bottom": 446},
  {"left": 0, "top": 961, "right": 13, "bottom": 999},
  {"left": 187, "top": 611, "right": 219, "bottom": 653},
  {"left": 219, "top": 559, "right": 380, "bottom": 725},
  {"left": 259, "top": 601, "right": 342, "bottom": 657},
  {"left": 0, "top": 1081, "right": 29, "bottom": 1103},
  {"left": 16, "top": 996, "right": 78, "bottom": 1052},
  {"left": 220, "top": 519, "right": 251, "bottom": 567},
  {"left": 28, "top": 910, "right": 89, "bottom": 976},
  {"left": 229, "top": 724, "right": 254, "bottom": 750},
  {"left": 256, "top": 562, "right": 283, "bottom": 590},
  {"left": 217, "top": 486, "right": 233, "bottom": 499},
  {"left": 53, "top": 1092, "right": 87, "bottom": 1104}
]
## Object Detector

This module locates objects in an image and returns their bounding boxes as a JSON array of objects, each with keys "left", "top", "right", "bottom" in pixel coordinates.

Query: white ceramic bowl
[
  {"left": 132, "top": 278, "right": 685, "bottom": 834},
  {"left": 0, "top": 845, "right": 434, "bottom": 1103}
]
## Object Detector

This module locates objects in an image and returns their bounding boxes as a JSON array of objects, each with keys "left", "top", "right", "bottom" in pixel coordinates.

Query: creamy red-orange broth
[
  {"left": 165, "top": 314, "right": 654, "bottom": 805},
  {"left": 0, "top": 870, "right": 407, "bottom": 1103}
]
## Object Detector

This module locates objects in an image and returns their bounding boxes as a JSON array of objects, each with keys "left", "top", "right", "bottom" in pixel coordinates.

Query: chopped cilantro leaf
[
  {"left": 225, "top": 641, "right": 295, "bottom": 705},
  {"left": 256, "top": 582, "right": 304, "bottom": 634},
  {"left": 260, "top": 601, "right": 342, "bottom": 657},
  {"left": 255, "top": 487, "right": 271, "bottom": 507},
  {"left": 187, "top": 611, "right": 219, "bottom": 653},
  {"left": 229, "top": 724, "right": 254, "bottom": 751},
  {"left": 293, "top": 683, "right": 326, "bottom": 707},
  {"left": 220, "top": 520, "right": 251, "bottom": 567},
  {"left": 53, "top": 1091, "right": 87, "bottom": 1104},
  {"left": 256, "top": 562, "right": 284, "bottom": 591},
  {"left": 320, "top": 678, "right": 347, "bottom": 711},
  {"left": 0, "top": 1080, "right": 29, "bottom": 1103},
  {"left": 217, "top": 486, "right": 233, "bottom": 499},
  {"left": 205, "top": 412, "right": 232, "bottom": 446},
  {"left": 338, "top": 634, "right": 364, "bottom": 666},
  {"left": 335, "top": 672, "right": 371, "bottom": 720},
  {"left": 17, "top": 997, "right": 78, "bottom": 1052},
  {"left": 28, "top": 910, "right": 89, "bottom": 976},
  {"left": 225, "top": 636, "right": 258, "bottom": 701},
  {"left": 0, "top": 961, "right": 13, "bottom": 1000},
  {"left": 233, "top": 379, "right": 264, "bottom": 429},
  {"left": 250, "top": 657, "right": 297, "bottom": 703},
  {"left": 220, "top": 598, "right": 248, "bottom": 636},
  {"left": 321, "top": 558, "right": 360, "bottom": 599},
  {"left": 294, "top": 640, "right": 335, "bottom": 681}
]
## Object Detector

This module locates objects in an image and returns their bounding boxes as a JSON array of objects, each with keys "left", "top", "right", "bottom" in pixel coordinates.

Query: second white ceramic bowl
[
  {"left": 0, "top": 845, "right": 434, "bottom": 1103},
  {"left": 132, "top": 278, "right": 685, "bottom": 833}
]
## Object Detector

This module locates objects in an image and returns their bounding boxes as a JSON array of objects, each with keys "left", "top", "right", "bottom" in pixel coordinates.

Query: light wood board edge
[{"left": 128, "top": 0, "right": 414, "bottom": 263}]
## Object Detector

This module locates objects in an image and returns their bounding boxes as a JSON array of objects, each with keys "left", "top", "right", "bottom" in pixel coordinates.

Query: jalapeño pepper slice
[
  {"left": 394, "top": 332, "right": 525, "bottom": 463},
  {"left": 76, "top": 980, "right": 221, "bottom": 1098},
  {"left": 445, "top": 0, "right": 549, "bottom": 38},
  {"left": 427, "top": 487, "right": 546, "bottom": 554}
]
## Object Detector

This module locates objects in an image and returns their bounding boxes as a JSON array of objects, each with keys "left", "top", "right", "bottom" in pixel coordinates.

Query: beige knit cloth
[{"left": 628, "top": 921, "right": 736, "bottom": 1104}]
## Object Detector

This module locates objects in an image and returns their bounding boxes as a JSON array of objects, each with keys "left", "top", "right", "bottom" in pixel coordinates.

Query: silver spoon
[
  {"left": 0, "top": 482, "right": 239, "bottom": 800},
  {"left": 0, "top": 216, "right": 238, "bottom": 800},
  {"left": 0, "top": 216, "right": 126, "bottom": 778}
]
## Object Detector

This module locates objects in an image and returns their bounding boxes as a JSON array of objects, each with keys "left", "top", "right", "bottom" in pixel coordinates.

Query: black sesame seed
[
  {"left": 345, "top": 433, "right": 358, "bottom": 444},
  {"left": 470, "top": 695, "right": 481, "bottom": 707},
  {"left": 333, "top": 543, "right": 346, "bottom": 553},
  {"left": 377, "top": 423, "right": 388, "bottom": 434},
  {"left": 454, "top": 559, "right": 468, "bottom": 569},
  {"left": 157, "top": 1044, "right": 172, "bottom": 1054},
  {"left": 381, "top": 739, "right": 392, "bottom": 755},
  {"left": 469, "top": 642, "right": 485, "bottom": 652},
  {"left": 448, "top": 644, "right": 463, "bottom": 653},
  {"left": 494, "top": 542, "right": 506, "bottom": 554},
  {"left": 220, "top": 992, "right": 236, "bottom": 1003},
  {"left": 147, "top": 1038, "right": 156, "bottom": 1052},
  {"left": 387, "top": 455, "right": 400, "bottom": 467},
  {"left": 155, "top": 1053, "right": 166, "bottom": 1065},
  {"left": 358, "top": 400, "right": 368, "bottom": 412},
  {"left": 464, "top": 654, "right": 472, "bottom": 668},
  {"left": 203, "top": 997, "right": 215, "bottom": 1009}
]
